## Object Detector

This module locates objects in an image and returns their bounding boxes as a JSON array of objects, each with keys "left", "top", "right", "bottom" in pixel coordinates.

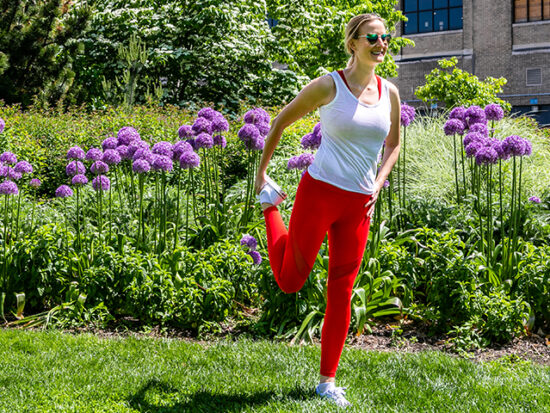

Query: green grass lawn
[{"left": 0, "top": 329, "right": 549, "bottom": 412}]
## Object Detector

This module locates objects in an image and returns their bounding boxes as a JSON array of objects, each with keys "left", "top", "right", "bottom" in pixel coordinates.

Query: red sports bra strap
[
  {"left": 337, "top": 70, "right": 382, "bottom": 101},
  {"left": 337, "top": 70, "right": 352, "bottom": 92}
]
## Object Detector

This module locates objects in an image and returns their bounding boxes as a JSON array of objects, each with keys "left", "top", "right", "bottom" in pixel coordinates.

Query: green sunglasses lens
[
  {"left": 364, "top": 33, "right": 391, "bottom": 44},
  {"left": 366, "top": 34, "right": 378, "bottom": 43}
]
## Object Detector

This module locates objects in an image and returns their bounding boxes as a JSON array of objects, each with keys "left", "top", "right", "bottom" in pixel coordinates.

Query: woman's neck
[{"left": 344, "top": 63, "right": 377, "bottom": 91}]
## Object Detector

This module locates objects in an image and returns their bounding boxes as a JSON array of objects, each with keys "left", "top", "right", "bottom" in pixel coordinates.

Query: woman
[{"left": 255, "top": 13, "right": 401, "bottom": 407}]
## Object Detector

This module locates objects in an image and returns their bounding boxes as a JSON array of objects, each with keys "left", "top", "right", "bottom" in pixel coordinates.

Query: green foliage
[
  {"left": 72, "top": 0, "right": 306, "bottom": 111},
  {"left": 0, "top": 0, "right": 91, "bottom": 106},
  {"left": 265, "top": 0, "right": 414, "bottom": 79},
  {"left": 415, "top": 57, "right": 511, "bottom": 110}
]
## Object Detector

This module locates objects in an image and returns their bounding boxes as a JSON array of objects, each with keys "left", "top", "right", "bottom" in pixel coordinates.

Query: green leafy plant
[{"left": 415, "top": 57, "right": 510, "bottom": 110}]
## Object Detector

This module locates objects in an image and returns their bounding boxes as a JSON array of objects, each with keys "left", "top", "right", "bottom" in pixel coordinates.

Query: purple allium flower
[
  {"left": 117, "top": 126, "right": 140, "bottom": 145},
  {"left": 449, "top": 106, "right": 466, "bottom": 121},
  {"left": 246, "top": 250, "right": 262, "bottom": 265},
  {"left": 127, "top": 140, "right": 150, "bottom": 158},
  {"left": 14, "top": 161, "right": 33, "bottom": 175},
  {"left": 313, "top": 122, "right": 321, "bottom": 137},
  {"left": 132, "top": 159, "right": 151, "bottom": 174},
  {"left": 172, "top": 141, "right": 193, "bottom": 161},
  {"left": 238, "top": 124, "right": 261, "bottom": 149},
  {"left": 468, "top": 123, "right": 489, "bottom": 138},
  {"left": 464, "top": 106, "right": 487, "bottom": 127},
  {"left": 192, "top": 117, "right": 212, "bottom": 134},
  {"left": 195, "top": 133, "right": 214, "bottom": 149},
  {"left": 298, "top": 153, "right": 315, "bottom": 169},
  {"left": 102, "top": 136, "right": 118, "bottom": 150},
  {"left": 179, "top": 151, "right": 200, "bottom": 169},
  {"left": 401, "top": 104, "right": 416, "bottom": 127},
  {"left": 463, "top": 132, "right": 485, "bottom": 148},
  {"left": 240, "top": 234, "right": 258, "bottom": 251},
  {"left": 383, "top": 180, "right": 390, "bottom": 188},
  {"left": 90, "top": 160, "right": 109, "bottom": 175},
  {"left": 71, "top": 174, "right": 88, "bottom": 186},
  {"left": 287, "top": 156, "right": 299, "bottom": 170},
  {"left": 256, "top": 123, "right": 270, "bottom": 137},
  {"left": 485, "top": 104, "right": 504, "bottom": 121},
  {"left": 92, "top": 175, "right": 110, "bottom": 191},
  {"left": 489, "top": 138, "right": 508, "bottom": 160},
  {"left": 502, "top": 135, "right": 526, "bottom": 157},
  {"left": 475, "top": 146, "right": 499, "bottom": 165},
  {"left": 0, "top": 180, "right": 18, "bottom": 195},
  {"left": 213, "top": 135, "right": 227, "bottom": 148},
  {"left": 523, "top": 139, "right": 532, "bottom": 156},
  {"left": 29, "top": 178, "right": 41, "bottom": 188},
  {"left": 133, "top": 148, "right": 154, "bottom": 164},
  {"left": 178, "top": 124, "right": 194, "bottom": 139},
  {"left": 5, "top": 168, "right": 21, "bottom": 180},
  {"left": 186, "top": 138, "right": 197, "bottom": 150},
  {"left": 55, "top": 184, "right": 73, "bottom": 198},
  {"left": 528, "top": 196, "right": 541, "bottom": 204},
  {"left": 211, "top": 114, "right": 229, "bottom": 133},
  {"left": 254, "top": 108, "right": 271, "bottom": 125},
  {"left": 444, "top": 119, "right": 465, "bottom": 136},
  {"left": 252, "top": 136, "right": 265, "bottom": 151},
  {"left": 465, "top": 141, "right": 483, "bottom": 158},
  {"left": 301, "top": 132, "right": 322, "bottom": 150},
  {"left": 0, "top": 152, "right": 17, "bottom": 165},
  {"left": 197, "top": 107, "right": 218, "bottom": 121},
  {"left": 66, "top": 160, "right": 86, "bottom": 176},
  {"left": 152, "top": 155, "right": 173, "bottom": 172},
  {"left": 116, "top": 145, "right": 130, "bottom": 160},
  {"left": 0, "top": 118, "right": 4, "bottom": 133},
  {"left": 67, "top": 146, "right": 85, "bottom": 160},
  {"left": 102, "top": 149, "right": 121, "bottom": 165},
  {"left": 152, "top": 141, "right": 174, "bottom": 157},
  {"left": 86, "top": 148, "right": 103, "bottom": 162},
  {"left": 243, "top": 108, "right": 265, "bottom": 125}
]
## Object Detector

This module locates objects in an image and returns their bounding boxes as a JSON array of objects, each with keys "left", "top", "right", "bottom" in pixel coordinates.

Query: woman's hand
[
  {"left": 365, "top": 182, "right": 382, "bottom": 219},
  {"left": 254, "top": 172, "right": 266, "bottom": 195}
]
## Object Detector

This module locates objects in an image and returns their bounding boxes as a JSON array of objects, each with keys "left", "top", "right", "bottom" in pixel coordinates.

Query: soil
[
  {"left": 347, "top": 321, "right": 550, "bottom": 365},
  {"left": 5, "top": 317, "right": 549, "bottom": 366}
]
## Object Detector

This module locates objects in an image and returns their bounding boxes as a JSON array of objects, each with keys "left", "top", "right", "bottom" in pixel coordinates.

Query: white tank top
[{"left": 308, "top": 71, "right": 392, "bottom": 195}]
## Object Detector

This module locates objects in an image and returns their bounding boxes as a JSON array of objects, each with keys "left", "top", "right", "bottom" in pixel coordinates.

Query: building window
[
  {"left": 514, "top": 0, "right": 550, "bottom": 22},
  {"left": 526, "top": 68, "right": 542, "bottom": 86},
  {"left": 403, "top": 0, "right": 463, "bottom": 34}
]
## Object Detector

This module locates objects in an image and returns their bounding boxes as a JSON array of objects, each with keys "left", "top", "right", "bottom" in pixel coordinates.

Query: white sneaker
[
  {"left": 316, "top": 382, "right": 351, "bottom": 408},
  {"left": 257, "top": 175, "right": 287, "bottom": 207}
]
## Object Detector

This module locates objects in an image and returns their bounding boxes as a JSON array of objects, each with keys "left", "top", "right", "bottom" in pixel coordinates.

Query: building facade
[{"left": 392, "top": 0, "right": 550, "bottom": 124}]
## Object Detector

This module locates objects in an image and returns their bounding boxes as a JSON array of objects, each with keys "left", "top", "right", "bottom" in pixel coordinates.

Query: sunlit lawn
[{"left": 1, "top": 329, "right": 549, "bottom": 412}]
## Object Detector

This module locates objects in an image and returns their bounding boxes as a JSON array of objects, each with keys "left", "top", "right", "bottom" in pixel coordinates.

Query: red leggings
[{"left": 263, "top": 171, "right": 371, "bottom": 377}]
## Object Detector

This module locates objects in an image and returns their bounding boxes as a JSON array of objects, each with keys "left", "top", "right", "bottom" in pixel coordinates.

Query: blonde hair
[{"left": 345, "top": 13, "right": 386, "bottom": 67}]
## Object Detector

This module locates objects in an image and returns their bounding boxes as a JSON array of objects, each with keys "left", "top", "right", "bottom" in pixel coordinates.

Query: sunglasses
[{"left": 357, "top": 33, "right": 392, "bottom": 45}]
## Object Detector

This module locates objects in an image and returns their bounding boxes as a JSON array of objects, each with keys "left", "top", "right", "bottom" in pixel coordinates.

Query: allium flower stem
[
  {"left": 153, "top": 173, "right": 159, "bottom": 251},
  {"left": 453, "top": 134, "right": 460, "bottom": 204},
  {"left": 486, "top": 164, "right": 494, "bottom": 267},
  {"left": 402, "top": 125, "right": 407, "bottom": 212},
  {"left": 174, "top": 169, "right": 182, "bottom": 251},
  {"left": 499, "top": 160, "right": 504, "bottom": 236},
  {"left": 386, "top": 172, "right": 393, "bottom": 224},
  {"left": 138, "top": 174, "right": 145, "bottom": 245},
  {"left": 2, "top": 195, "right": 8, "bottom": 294},
  {"left": 14, "top": 189, "right": 22, "bottom": 238},
  {"left": 76, "top": 186, "right": 82, "bottom": 252},
  {"left": 159, "top": 171, "right": 168, "bottom": 253},
  {"left": 460, "top": 141, "right": 466, "bottom": 196}
]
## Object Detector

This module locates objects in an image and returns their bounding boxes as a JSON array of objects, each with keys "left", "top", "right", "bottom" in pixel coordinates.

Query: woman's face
[{"left": 352, "top": 20, "right": 389, "bottom": 65}]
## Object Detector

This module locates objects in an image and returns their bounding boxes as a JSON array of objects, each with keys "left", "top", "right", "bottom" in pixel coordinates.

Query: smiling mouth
[{"left": 371, "top": 51, "right": 384, "bottom": 56}]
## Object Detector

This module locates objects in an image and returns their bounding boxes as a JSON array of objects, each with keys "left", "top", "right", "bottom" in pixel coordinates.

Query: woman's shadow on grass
[{"left": 127, "top": 378, "right": 314, "bottom": 412}]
